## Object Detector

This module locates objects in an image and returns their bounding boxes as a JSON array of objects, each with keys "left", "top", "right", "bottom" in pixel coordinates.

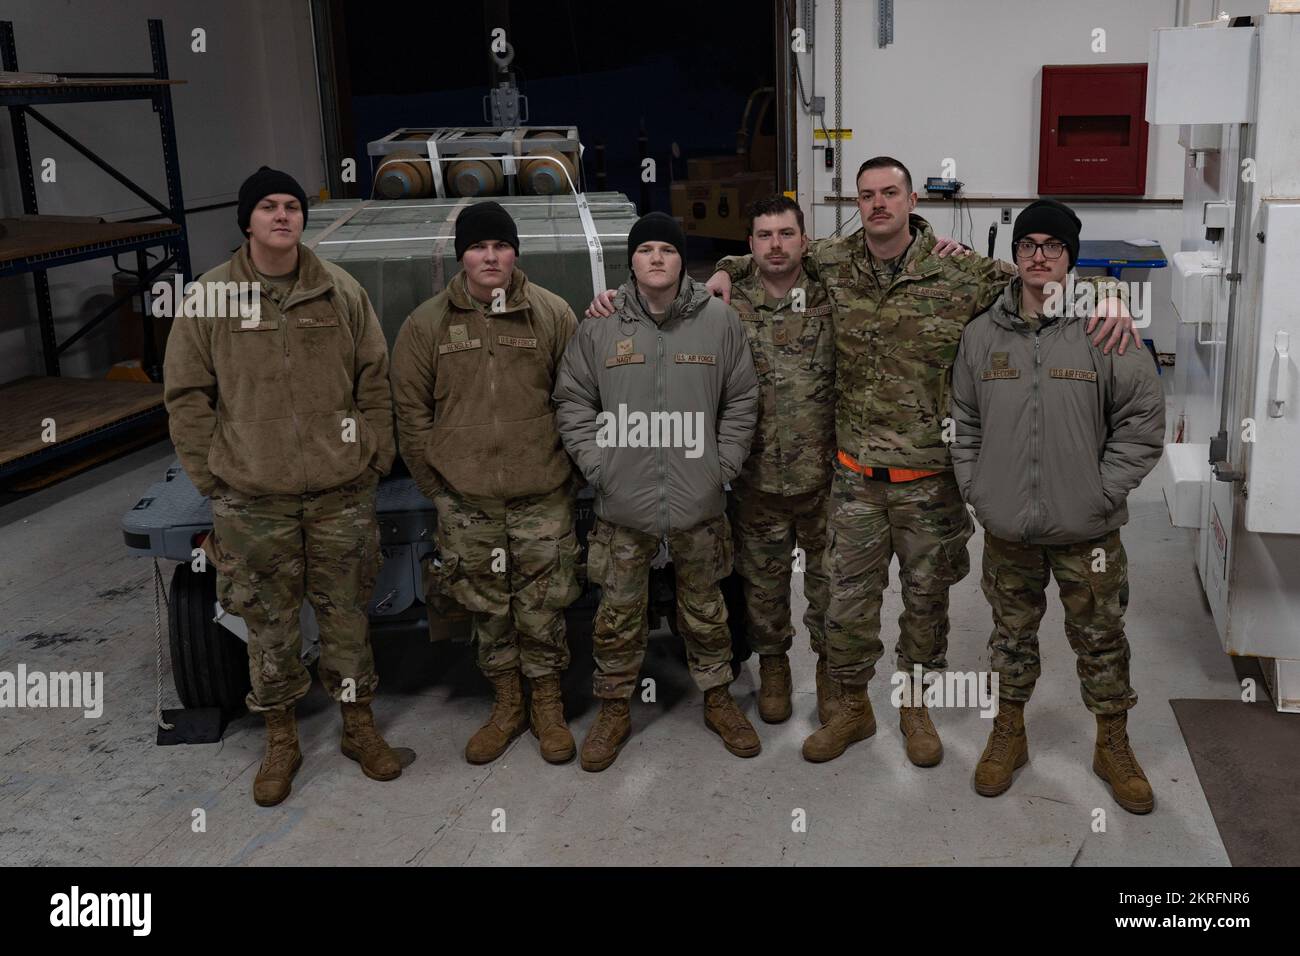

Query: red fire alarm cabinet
[{"left": 1039, "top": 64, "right": 1149, "bottom": 196}]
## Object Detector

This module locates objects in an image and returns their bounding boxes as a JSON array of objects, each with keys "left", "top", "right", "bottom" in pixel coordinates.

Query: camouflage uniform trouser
[
  {"left": 823, "top": 465, "right": 973, "bottom": 686},
  {"left": 728, "top": 478, "right": 830, "bottom": 657},
  {"left": 586, "top": 513, "right": 734, "bottom": 699},
  {"left": 208, "top": 475, "right": 381, "bottom": 714},
  {"left": 981, "top": 529, "right": 1136, "bottom": 715},
  {"left": 426, "top": 481, "right": 580, "bottom": 679}
]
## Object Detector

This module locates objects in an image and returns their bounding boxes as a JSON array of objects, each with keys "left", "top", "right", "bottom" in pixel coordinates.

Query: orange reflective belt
[{"left": 837, "top": 450, "right": 940, "bottom": 483}]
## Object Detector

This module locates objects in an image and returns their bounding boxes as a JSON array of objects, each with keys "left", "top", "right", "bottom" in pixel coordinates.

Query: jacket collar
[
  {"left": 231, "top": 241, "right": 333, "bottom": 308},
  {"left": 447, "top": 266, "right": 532, "bottom": 314},
  {"left": 989, "top": 276, "right": 1081, "bottom": 334},
  {"left": 619, "top": 274, "right": 712, "bottom": 326},
  {"left": 735, "top": 265, "right": 809, "bottom": 311},
  {"left": 852, "top": 214, "right": 942, "bottom": 281}
]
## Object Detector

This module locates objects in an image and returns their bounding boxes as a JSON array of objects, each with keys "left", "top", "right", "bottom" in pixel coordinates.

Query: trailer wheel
[{"left": 168, "top": 563, "right": 250, "bottom": 715}]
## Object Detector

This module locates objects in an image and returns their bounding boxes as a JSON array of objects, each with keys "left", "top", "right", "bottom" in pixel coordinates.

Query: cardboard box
[
  {"left": 112, "top": 271, "right": 173, "bottom": 366},
  {"left": 671, "top": 173, "right": 775, "bottom": 242},
  {"left": 687, "top": 155, "right": 747, "bottom": 180}
]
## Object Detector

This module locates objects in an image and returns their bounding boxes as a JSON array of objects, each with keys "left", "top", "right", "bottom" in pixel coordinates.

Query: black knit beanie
[
  {"left": 1013, "top": 199, "right": 1082, "bottom": 267},
  {"left": 237, "top": 166, "right": 308, "bottom": 235},
  {"left": 627, "top": 211, "right": 686, "bottom": 267},
  {"left": 454, "top": 201, "right": 520, "bottom": 260}
]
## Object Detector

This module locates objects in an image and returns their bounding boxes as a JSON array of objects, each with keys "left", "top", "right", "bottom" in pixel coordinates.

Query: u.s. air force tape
[{"left": 1050, "top": 368, "right": 1098, "bottom": 382}]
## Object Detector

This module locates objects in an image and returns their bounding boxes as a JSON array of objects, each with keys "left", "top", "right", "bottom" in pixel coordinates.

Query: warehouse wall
[
  {"left": 0, "top": 0, "right": 325, "bottom": 382},
  {"left": 792, "top": 0, "right": 1272, "bottom": 352}
]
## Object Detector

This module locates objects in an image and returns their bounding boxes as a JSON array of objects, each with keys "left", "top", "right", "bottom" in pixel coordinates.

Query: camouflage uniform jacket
[
  {"left": 390, "top": 267, "right": 578, "bottom": 502},
  {"left": 729, "top": 266, "right": 836, "bottom": 496},
  {"left": 950, "top": 278, "right": 1164, "bottom": 546},
  {"left": 163, "top": 241, "right": 395, "bottom": 498},
  {"left": 721, "top": 215, "right": 1015, "bottom": 471}
]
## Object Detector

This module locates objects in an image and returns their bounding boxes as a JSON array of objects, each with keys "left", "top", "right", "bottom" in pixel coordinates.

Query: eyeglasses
[{"left": 1014, "top": 239, "right": 1067, "bottom": 260}]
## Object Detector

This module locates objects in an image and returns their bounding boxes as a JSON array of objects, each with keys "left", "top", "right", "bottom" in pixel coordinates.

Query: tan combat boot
[
  {"left": 253, "top": 708, "right": 302, "bottom": 807},
  {"left": 802, "top": 682, "right": 875, "bottom": 763},
  {"left": 340, "top": 702, "right": 402, "bottom": 781},
  {"left": 580, "top": 698, "right": 632, "bottom": 772},
  {"left": 814, "top": 655, "right": 840, "bottom": 724},
  {"left": 465, "top": 669, "right": 528, "bottom": 764},
  {"left": 757, "top": 654, "right": 793, "bottom": 724},
  {"left": 973, "top": 700, "right": 1028, "bottom": 797},
  {"left": 704, "top": 685, "right": 762, "bottom": 757},
  {"left": 528, "top": 674, "right": 576, "bottom": 764},
  {"left": 1094, "top": 712, "right": 1154, "bottom": 814},
  {"left": 899, "top": 702, "right": 944, "bottom": 767}
]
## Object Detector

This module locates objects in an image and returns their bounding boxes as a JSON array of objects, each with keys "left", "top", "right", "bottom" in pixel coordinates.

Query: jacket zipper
[
  {"left": 1027, "top": 331, "right": 1042, "bottom": 541},
  {"left": 656, "top": 326, "right": 668, "bottom": 536},
  {"left": 279, "top": 298, "right": 306, "bottom": 492},
  {"left": 487, "top": 311, "right": 504, "bottom": 498}
]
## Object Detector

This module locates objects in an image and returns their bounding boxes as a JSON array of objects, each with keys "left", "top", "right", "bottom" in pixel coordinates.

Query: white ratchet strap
[{"left": 573, "top": 192, "right": 607, "bottom": 300}]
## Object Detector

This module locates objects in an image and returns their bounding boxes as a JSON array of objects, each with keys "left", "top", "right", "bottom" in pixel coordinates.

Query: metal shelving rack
[
  {"left": 0, "top": 17, "right": 190, "bottom": 378},
  {"left": 0, "top": 18, "right": 189, "bottom": 485}
]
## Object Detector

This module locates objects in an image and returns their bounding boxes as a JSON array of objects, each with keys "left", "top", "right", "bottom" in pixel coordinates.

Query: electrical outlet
[{"left": 1000, "top": 208, "right": 1012, "bottom": 224}]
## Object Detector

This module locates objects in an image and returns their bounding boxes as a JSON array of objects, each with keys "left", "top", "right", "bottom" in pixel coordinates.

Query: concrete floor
[{"left": 0, "top": 437, "right": 1238, "bottom": 866}]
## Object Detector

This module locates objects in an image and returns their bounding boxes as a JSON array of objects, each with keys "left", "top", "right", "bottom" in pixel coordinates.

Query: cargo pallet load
[
  {"left": 299, "top": 192, "right": 636, "bottom": 338},
  {"left": 369, "top": 126, "right": 583, "bottom": 200}
]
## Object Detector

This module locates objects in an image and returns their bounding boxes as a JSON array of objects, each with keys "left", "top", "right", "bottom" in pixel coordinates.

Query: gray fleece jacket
[
  {"left": 553, "top": 276, "right": 758, "bottom": 536},
  {"left": 950, "top": 279, "right": 1165, "bottom": 545}
]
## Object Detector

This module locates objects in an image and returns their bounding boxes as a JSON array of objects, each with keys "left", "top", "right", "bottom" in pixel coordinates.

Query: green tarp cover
[{"left": 303, "top": 194, "right": 636, "bottom": 343}]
